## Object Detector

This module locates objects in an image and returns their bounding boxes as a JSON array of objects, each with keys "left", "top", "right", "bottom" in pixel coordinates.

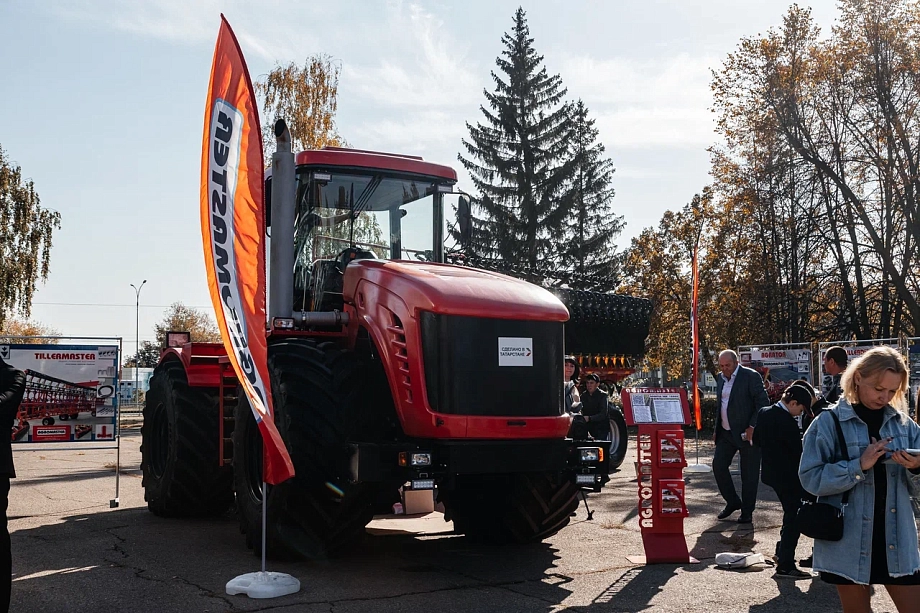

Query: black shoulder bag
[{"left": 796, "top": 410, "right": 852, "bottom": 541}]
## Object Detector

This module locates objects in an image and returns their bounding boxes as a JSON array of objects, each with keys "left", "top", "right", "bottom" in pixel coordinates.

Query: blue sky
[{"left": 0, "top": 0, "right": 838, "bottom": 356}]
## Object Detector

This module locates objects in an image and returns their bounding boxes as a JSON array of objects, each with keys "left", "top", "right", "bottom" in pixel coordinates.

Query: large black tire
[
  {"left": 233, "top": 338, "right": 393, "bottom": 559},
  {"left": 608, "top": 408, "right": 629, "bottom": 471},
  {"left": 141, "top": 360, "right": 233, "bottom": 517},
  {"left": 441, "top": 472, "right": 579, "bottom": 544}
]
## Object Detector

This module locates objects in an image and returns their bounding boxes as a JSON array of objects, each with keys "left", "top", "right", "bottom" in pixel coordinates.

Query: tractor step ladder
[{"left": 218, "top": 357, "right": 237, "bottom": 466}]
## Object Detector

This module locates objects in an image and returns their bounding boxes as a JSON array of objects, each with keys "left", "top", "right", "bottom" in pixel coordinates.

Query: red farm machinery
[
  {"left": 11, "top": 370, "right": 101, "bottom": 441},
  {"left": 141, "top": 121, "right": 651, "bottom": 559}
]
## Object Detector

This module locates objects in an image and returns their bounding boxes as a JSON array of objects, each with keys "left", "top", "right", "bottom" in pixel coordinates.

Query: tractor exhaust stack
[{"left": 269, "top": 118, "right": 295, "bottom": 320}]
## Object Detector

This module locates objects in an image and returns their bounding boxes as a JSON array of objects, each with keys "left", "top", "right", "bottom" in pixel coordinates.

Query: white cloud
[
  {"left": 614, "top": 165, "right": 665, "bottom": 180},
  {"left": 341, "top": 2, "right": 480, "bottom": 108},
  {"left": 44, "top": 0, "right": 317, "bottom": 64},
  {"left": 47, "top": 0, "right": 219, "bottom": 43},
  {"left": 561, "top": 53, "right": 719, "bottom": 149},
  {"left": 596, "top": 107, "right": 716, "bottom": 149},
  {"left": 349, "top": 110, "right": 465, "bottom": 162}
]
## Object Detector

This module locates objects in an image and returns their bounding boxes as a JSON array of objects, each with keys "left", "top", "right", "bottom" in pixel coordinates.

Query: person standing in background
[
  {"left": 712, "top": 349, "right": 770, "bottom": 524},
  {"left": 822, "top": 346, "right": 848, "bottom": 404},
  {"left": 752, "top": 384, "right": 814, "bottom": 579},
  {"left": 799, "top": 346, "right": 920, "bottom": 611},
  {"left": 0, "top": 357, "right": 25, "bottom": 613}
]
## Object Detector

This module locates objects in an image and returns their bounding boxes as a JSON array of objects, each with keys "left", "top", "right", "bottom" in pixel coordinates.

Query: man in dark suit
[
  {"left": 712, "top": 349, "right": 770, "bottom": 523},
  {"left": 752, "top": 384, "right": 813, "bottom": 578},
  {"left": 0, "top": 357, "right": 25, "bottom": 612}
]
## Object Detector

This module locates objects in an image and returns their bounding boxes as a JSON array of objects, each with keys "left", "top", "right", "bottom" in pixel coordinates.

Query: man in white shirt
[{"left": 712, "top": 349, "right": 770, "bottom": 524}]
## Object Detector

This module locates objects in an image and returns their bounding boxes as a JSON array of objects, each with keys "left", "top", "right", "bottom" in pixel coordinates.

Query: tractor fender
[
  {"left": 349, "top": 278, "right": 468, "bottom": 439},
  {"left": 157, "top": 343, "right": 229, "bottom": 389}
]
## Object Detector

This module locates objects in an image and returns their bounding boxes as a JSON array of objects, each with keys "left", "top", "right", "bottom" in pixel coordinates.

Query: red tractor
[{"left": 141, "top": 121, "right": 648, "bottom": 559}]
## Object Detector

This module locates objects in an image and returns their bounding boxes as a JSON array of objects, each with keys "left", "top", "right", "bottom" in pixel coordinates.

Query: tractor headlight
[
  {"left": 410, "top": 453, "right": 432, "bottom": 467},
  {"left": 579, "top": 447, "right": 603, "bottom": 463}
]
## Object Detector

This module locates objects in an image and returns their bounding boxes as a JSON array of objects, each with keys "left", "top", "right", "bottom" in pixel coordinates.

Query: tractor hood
[{"left": 343, "top": 260, "right": 569, "bottom": 321}]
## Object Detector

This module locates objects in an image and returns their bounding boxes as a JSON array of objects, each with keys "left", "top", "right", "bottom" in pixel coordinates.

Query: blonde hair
[{"left": 840, "top": 346, "right": 908, "bottom": 411}]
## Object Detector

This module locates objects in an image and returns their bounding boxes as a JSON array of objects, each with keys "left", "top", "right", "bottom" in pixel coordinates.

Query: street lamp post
[{"left": 130, "top": 280, "right": 147, "bottom": 406}]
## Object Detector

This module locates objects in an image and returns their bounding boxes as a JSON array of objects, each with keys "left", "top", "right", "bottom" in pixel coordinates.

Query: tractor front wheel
[
  {"left": 608, "top": 408, "right": 629, "bottom": 471},
  {"left": 140, "top": 360, "right": 233, "bottom": 517},
  {"left": 441, "top": 472, "right": 579, "bottom": 544},
  {"left": 233, "top": 339, "right": 386, "bottom": 559}
]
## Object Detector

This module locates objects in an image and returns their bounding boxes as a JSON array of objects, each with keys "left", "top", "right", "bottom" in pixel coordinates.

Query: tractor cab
[{"left": 268, "top": 147, "right": 457, "bottom": 313}]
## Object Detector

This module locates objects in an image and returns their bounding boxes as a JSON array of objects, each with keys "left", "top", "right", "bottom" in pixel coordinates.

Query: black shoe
[
  {"left": 775, "top": 567, "right": 813, "bottom": 579},
  {"left": 737, "top": 514, "right": 753, "bottom": 524},
  {"left": 717, "top": 503, "right": 742, "bottom": 520},
  {"left": 799, "top": 555, "right": 813, "bottom": 568}
]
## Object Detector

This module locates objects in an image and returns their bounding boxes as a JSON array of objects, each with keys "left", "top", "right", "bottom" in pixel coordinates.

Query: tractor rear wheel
[
  {"left": 141, "top": 360, "right": 233, "bottom": 517},
  {"left": 233, "top": 338, "right": 388, "bottom": 559},
  {"left": 608, "top": 408, "right": 629, "bottom": 471},
  {"left": 441, "top": 472, "right": 579, "bottom": 544}
]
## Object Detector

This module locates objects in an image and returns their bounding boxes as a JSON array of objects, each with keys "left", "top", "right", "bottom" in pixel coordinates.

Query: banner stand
[
  {"left": 1, "top": 335, "right": 123, "bottom": 508},
  {"left": 110, "top": 403, "right": 121, "bottom": 508},
  {"left": 622, "top": 388, "right": 699, "bottom": 565},
  {"left": 226, "top": 480, "right": 300, "bottom": 598}
]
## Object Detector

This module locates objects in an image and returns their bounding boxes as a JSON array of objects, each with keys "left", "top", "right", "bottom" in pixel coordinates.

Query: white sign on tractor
[{"left": 498, "top": 337, "right": 533, "bottom": 367}]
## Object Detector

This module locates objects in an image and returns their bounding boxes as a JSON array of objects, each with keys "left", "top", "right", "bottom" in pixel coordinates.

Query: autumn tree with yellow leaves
[
  {"left": 626, "top": 0, "right": 920, "bottom": 381},
  {"left": 255, "top": 54, "right": 346, "bottom": 160}
]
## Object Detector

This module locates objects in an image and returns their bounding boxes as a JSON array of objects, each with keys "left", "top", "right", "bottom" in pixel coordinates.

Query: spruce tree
[
  {"left": 458, "top": 7, "right": 575, "bottom": 268},
  {"left": 561, "top": 100, "right": 623, "bottom": 285}
]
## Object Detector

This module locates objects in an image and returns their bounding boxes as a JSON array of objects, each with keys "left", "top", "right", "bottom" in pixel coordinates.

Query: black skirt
[
  {"left": 820, "top": 570, "right": 920, "bottom": 586},
  {"left": 820, "top": 508, "right": 920, "bottom": 586}
]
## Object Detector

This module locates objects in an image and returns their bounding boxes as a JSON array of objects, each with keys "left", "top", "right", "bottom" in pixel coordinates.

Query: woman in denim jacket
[{"left": 799, "top": 346, "right": 920, "bottom": 612}]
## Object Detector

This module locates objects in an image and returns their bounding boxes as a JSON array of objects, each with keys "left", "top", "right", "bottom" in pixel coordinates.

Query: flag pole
[
  {"left": 262, "top": 480, "right": 268, "bottom": 573},
  {"left": 685, "top": 237, "right": 711, "bottom": 474}
]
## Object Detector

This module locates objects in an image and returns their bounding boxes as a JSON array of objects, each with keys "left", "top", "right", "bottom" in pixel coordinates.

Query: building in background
[{"left": 119, "top": 367, "right": 154, "bottom": 404}]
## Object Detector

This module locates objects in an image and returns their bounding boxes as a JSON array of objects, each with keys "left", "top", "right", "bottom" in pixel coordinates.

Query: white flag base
[
  {"left": 226, "top": 571, "right": 300, "bottom": 599},
  {"left": 684, "top": 464, "right": 712, "bottom": 473}
]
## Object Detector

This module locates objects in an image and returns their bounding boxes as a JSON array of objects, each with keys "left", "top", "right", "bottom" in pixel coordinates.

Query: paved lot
[{"left": 6, "top": 428, "right": 906, "bottom": 612}]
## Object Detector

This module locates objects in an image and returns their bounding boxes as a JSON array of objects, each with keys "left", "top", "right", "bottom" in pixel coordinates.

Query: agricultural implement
[{"left": 11, "top": 370, "right": 100, "bottom": 441}]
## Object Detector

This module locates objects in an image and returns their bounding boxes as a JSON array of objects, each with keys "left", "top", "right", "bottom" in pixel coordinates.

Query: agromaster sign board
[{"left": 0, "top": 344, "right": 119, "bottom": 444}]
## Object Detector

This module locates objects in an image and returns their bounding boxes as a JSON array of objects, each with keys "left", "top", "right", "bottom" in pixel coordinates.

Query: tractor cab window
[
  {"left": 294, "top": 171, "right": 438, "bottom": 265},
  {"left": 292, "top": 170, "right": 441, "bottom": 311}
]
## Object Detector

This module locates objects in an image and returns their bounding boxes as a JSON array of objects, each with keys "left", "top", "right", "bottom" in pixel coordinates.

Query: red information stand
[{"left": 621, "top": 387, "right": 695, "bottom": 564}]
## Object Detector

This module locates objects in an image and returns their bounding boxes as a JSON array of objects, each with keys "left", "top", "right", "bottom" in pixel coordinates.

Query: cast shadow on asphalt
[
  {"left": 8, "top": 468, "right": 134, "bottom": 488},
  {"left": 9, "top": 504, "right": 587, "bottom": 612}
]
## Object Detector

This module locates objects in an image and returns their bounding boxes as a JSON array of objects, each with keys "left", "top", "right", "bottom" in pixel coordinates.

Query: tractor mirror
[
  {"left": 458, "top": 196, "right": 472, "bottom": 245},
  {"left": 166, "top": 331, "right": 191, "bottom": 348},
  {"left": 264, "top": 175, "right": 272, "bottom": 229}
]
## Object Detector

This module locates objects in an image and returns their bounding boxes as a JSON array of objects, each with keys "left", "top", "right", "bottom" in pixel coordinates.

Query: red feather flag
[{"left": 200, "top": 16, "right": 294, "bottom": 484}]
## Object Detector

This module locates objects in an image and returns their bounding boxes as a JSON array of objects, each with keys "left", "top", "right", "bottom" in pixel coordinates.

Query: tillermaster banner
[
  {"left": 0, "top": 344, "right": 118, "bottom": 443},
  {"left": 200, "top": 15, "right": 294, "bottom": 484}
]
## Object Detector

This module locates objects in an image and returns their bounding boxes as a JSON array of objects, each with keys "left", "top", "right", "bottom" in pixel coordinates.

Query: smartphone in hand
[{"left": 883, "top": 449, "right": 920, "bottom": 463}]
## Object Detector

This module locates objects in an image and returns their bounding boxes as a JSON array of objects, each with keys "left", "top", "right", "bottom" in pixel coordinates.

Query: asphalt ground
[{"left": 7, "top": 427, "right": 910, "bottom": 613}]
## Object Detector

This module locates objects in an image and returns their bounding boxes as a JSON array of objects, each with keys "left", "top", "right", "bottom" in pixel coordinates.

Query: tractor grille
[{"left": 419, "top": 312, "right": 563, "bottom": 417}]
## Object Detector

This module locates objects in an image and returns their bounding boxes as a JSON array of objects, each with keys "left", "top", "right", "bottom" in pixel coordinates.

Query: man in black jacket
[
  {"left": 580, "top": 374, "right": 610, "bottom": 440},
  {"left": 0, "top": 357, "right": 25, "bottom": 611},
  {"left": 807, "top": 346, "right": 848, "bottom": 420},
  {"left": 752, "top": 384, "right": 813, "bottom": 579},
  {"left": 713, "top": 349, "right": 770, "bottom": 523}
]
